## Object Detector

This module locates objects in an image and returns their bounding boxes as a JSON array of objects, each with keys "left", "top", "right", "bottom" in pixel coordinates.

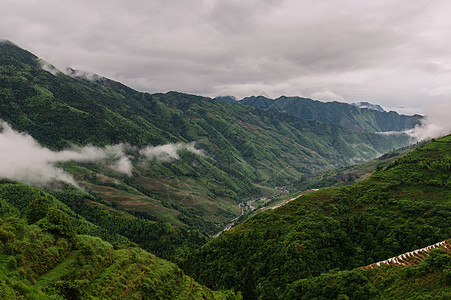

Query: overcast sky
[{"left": 2, "top": 0, "right": 451, "bottom": 114}]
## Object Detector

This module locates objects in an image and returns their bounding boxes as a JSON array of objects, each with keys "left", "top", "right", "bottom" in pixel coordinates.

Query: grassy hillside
[
  {"left": 288, "top": 141, "right": 427, "bottom": 192},
  {"left": 0, "top": 180, "right": 210, "bottom": 259},
  {"left": 251, "top": 142, "right": 424, "bottom": 214},
  {"left": 0, "top": 214, "right": 237, "bottom": 299},
  {"left": 182, "top": 135, "right": 451, "bottom": 298},
  {"left": 0, "top": 180, "right": 237, "bottom": 298},
  {"left": 0, "top": 40, "right": 413, "bottom": 237}
]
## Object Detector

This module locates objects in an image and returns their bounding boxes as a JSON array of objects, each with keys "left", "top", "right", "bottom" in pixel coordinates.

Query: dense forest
[
  {"left": 0, "top": 180, "right": 208, "bottom": 260},
  {"left": 182, "top": 135, "right": 451, "bottom": 298},
  {"left": 0, "top": 199, "right": 237, "bottom": 299}
]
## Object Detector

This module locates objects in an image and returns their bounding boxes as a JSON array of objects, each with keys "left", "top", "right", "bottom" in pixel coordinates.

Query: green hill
[
  {"left": 0, "top": 40, "right": 447, "bottom": 299},
  {"left": 0, "top": 40, "right": 414, "bottom": 238},
  {"left": 0, "top": 216, "right": 235, "bottom": 299},
  {"left": 182, "top": 135, "right": 451, "bottom": 298},
  {"left": 0, "top": 181, "right": 238, "bottom": 299},
  {"left": 0, "top": 180, "right": 209, "bottom": 259}
]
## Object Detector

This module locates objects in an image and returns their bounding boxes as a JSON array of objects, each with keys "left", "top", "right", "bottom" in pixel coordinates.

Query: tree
[
  {"left": 25, "top": 196, "right": 50, "bottom": 224},
  {"left": 242, "top": 265, "right": 258, "bottom": 300},
  {"left": 36, "top": 207, "right": 75, "bottom": 239}
]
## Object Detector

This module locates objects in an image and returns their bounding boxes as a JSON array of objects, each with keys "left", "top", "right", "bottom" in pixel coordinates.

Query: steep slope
[
  {"left": 0, "top": 179, "right": 237, "bottom": 298},
  {"left": 288, "top": 142, "right": 426, "bottom": 192},
  {"left": 239, "top": 95, "right": 422, "bottom": 132},
  {"left": 0, "top": 40, "right": 413, "bottom": 236},
  {"left": 182, "top": 135, "right": 451, "bottom": 298},
  {"left": 0, "top": 214, "right": 236, "bottom": 299},
  {"left": 0, "top": 180, "right": 208, "bottom": 259}
]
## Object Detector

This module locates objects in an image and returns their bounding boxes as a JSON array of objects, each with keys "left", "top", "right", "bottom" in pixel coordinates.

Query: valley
[
  {"left": 183, "top": 135, "right": 451, "bottom": 298},
  {"left": 0, "top": 40, "right": 416, "bottom": 238}
]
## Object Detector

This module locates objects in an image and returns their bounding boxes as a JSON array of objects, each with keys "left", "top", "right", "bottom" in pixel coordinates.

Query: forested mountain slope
[
  {"left": 0, "top": 178, "right": 216, "bottom": 261},
  {"left": 182, "top": 135, "right": 451, "bottom": 298},
  {"left": 288, "top": 142, "right": 425, "bottom": 192},
  {"left": 0, "top": 193, "right": 237, "bottom": 299},
  {"left": 0, "top": 40, "right": 413, "bottom": 237},
  {"left": 217, "top": 95, "right": 422, "bottom": 133}
]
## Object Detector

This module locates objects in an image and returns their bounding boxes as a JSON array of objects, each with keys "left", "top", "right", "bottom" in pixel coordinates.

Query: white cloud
[
  {"left": 37, "top": 58, "right": 61, "bottom": 76},
  {"left": 407, "top": 103, "right": 451, "bottom": 140},
  {"left": 140, "top": 142, "right": 204, "bottom": 162},
  {"left": 0, "top": 120, "right": 132, "bottom": 187},
  {"left": 378, "top": 102, "right": 451, "bottom": 140},
  {"left": 419, "top": 85, "right": 451, "bottom": 97},
  {"left": 0, "top": 120, "right": 207, "bottom": 188},
  {"left": 310, "top": 90, "right": 345, "bottom": 102}
]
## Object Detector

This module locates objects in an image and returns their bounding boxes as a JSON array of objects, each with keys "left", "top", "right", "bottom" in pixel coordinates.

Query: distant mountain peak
[
  {"left": 246, "top": 95, "right": 272, "bottom": 100},
  {"left": 214, "top": 96, "right": 238, "bottom": 103},
  {"left": 352, "top": 101, "right": 385, "bottom": 112}
]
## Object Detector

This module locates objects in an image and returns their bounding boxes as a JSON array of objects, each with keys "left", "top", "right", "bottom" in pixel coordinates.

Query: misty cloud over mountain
[
  {"left": 0, "top": 120, "right": 203, "bottom": 188},
  {"left": 0, "top": 120, "right": 132, "bottom": 187},
  {"left": 140, "top": 142, "right": 204, "bottom": 162},
  {"left": 407, "top": 103, "right": 451, "bottom": 141}
]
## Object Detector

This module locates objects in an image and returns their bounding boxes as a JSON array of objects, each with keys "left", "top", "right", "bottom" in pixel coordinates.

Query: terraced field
[
  {"left": 364, "top": 239, "right": 451, "bottom": 269},
  {"left": 63, "top": 162, "right": 240, "bottom": 234}
]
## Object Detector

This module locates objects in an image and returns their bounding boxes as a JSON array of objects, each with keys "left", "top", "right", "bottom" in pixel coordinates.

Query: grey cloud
[
  {"left": 1, "top": 0, "right": 451, "bottom": 114},
  {"left": 407, "top": 103, "right": 451, "bottom": 141}
]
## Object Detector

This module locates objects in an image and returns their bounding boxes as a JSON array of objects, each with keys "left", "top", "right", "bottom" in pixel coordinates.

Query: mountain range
[
  {"left": 0, "top": 40, "right": 418, "bottom": 239},
  {"left": 215, "top": 95, "right": 421, "bottom": 133}
]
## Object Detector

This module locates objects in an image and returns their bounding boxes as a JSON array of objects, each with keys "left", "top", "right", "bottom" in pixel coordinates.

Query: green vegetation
[
  {"left": 182, "top": 135, "right": 451, "bottom": 298},
  {"left": 0, "top": 179, "right": 238, "bottom": 298},
  {"left": 0, "top": 181, "right": 207, "bottom": 259},
  {"left": 0, "top": 213, "right": 237, "bottom": 299},
  {"left": 2, "top": 40, "right": 447, "bottom": 299},
  {"left": 255, "top": 143, "right": 424, "bottom": 213},
  {"left": 283, "top": 247, "right": 451, "bottom": 299},
  {"left": 0, "top": 41, "right": 415, "bottom": 240},
  {"left": 288, "top": 141, "right": 427, "bottom": 192}
]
